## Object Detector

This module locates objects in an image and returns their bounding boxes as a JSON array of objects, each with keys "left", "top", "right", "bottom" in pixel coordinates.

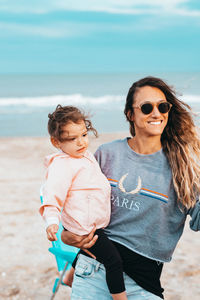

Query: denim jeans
[{"left": 71, "top": 254, "right": 162, "bottom": 300}]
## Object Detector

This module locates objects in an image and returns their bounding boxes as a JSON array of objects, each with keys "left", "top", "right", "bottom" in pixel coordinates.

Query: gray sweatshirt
[{"left": 94, "top": 138, "right": 200, "bottom": 263}]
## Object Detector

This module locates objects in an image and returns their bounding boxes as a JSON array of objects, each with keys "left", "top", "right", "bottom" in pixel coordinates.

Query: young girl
[{"left": 39, "top": 105, "right": 128, "bottom": 300}]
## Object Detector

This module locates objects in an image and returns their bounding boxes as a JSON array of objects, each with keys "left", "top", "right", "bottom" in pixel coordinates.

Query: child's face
[{"left": 52, "top": 120, "right": 89, "bottom": 158}]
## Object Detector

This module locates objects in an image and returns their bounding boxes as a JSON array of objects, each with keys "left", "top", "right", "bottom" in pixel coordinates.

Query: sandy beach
[{"left": 0, "top": 133, "right": 199, "bottom": 300}]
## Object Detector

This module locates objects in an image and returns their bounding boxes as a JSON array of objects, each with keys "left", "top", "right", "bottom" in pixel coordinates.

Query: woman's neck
[{"left": 128, "top": 136, "right": 162, "bottom": 155}]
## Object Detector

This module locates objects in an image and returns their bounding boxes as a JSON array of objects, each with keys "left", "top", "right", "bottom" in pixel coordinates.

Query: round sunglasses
[{"left": 133, "top": 101, "right": 172, "bottom": 115}]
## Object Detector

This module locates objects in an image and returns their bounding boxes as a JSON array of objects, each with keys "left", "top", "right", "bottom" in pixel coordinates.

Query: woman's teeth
[{"left": 148, "top": 121, "right": 162, "bottom": 125}]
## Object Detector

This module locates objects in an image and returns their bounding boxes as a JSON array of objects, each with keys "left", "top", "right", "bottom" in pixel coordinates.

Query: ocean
[{"left": 0, "top": 72, "right": 199, "bottom": 137}]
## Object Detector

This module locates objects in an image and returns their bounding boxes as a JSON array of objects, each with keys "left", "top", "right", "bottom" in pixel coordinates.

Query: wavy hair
[
  {"left": 48, "top": 105, "right": 98, "bottom": 141},
  {"left": 124, "top": 76, "right": 200, "bottom": 209}
]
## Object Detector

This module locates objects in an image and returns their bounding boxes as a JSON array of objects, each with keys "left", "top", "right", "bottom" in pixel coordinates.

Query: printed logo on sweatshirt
[
  {"left": 139, "top": 188, "right": 168, "bottom": 203},
  {"left": 108, "top": 174, "right": 168, "bottom": 204},
  {"left": 108, "top": 178, "right": 118, "bottom": 187}
]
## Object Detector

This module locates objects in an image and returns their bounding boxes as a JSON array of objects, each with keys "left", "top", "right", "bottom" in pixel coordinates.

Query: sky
[{"left": 0, "top": 0, "right": 200, "bottom": 73}]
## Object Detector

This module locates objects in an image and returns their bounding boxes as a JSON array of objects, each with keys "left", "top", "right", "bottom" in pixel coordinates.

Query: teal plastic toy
[{"left": 40, "top": 186, "right": 79, "bottom": 299}]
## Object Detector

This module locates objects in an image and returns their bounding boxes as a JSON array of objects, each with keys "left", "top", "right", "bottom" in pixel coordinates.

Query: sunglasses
[{"left": 133, "top": 101, "right": 172, "bottom": 115}]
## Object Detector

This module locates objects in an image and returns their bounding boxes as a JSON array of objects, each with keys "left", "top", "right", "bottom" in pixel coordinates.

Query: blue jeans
[{"left": 71, "top": 254, "right": 162, "bottom": 300}]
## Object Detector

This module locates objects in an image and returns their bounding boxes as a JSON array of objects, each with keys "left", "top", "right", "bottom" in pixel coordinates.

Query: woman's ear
[
  {"left": 50, "top": 136, "right": 60, "bottom": 148},
  {"left": 127, "top": 110, "right": 134, "bottom": 122}
]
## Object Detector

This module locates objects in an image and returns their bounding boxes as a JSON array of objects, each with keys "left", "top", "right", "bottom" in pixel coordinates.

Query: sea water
[{"left": 0, "top": 72, "right": 199, "bottom": 136}]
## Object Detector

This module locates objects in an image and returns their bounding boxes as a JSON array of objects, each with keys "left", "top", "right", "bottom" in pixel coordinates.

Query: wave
[
  {"left": 0, "top": 94, "right": 199, "bottom": 116},
  {"left": 0, "top": 93, "right": 199, "bottom": 106},
  {"left": 180, "top": 94, "right": 200, "bottom": 103},
  {"left": 0, "top": 94, "right": 124, "bottom": 107}
]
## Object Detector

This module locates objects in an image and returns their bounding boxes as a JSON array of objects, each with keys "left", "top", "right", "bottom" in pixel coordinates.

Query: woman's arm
[
  {"left": 61, "top": 226, "right": 98, "bottom": 258},
  {"left": 188, "top": 200, "right": 200, "bottom": 231}
]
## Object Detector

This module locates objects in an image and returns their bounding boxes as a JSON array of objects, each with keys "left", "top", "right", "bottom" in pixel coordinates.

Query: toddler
[{"left": 39, "top": 105, "right": 127, "bottom": 300}]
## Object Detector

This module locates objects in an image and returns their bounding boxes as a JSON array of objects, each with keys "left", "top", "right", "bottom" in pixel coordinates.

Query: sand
[{"left": 0, "top": 133, "right": 199, "bottom": 300}]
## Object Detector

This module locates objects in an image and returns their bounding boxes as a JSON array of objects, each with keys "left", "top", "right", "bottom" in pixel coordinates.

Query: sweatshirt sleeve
[
  {"left": 39, "top": 157, "right": 73, "bottom": 225},
  {"left": 188, "top": 199, "right": 200, "bottom": 231}
]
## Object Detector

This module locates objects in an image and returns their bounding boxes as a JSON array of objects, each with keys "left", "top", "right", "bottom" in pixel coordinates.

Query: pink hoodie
[{"left": 39, "top": 150, "right": 111, "bottom": 235}]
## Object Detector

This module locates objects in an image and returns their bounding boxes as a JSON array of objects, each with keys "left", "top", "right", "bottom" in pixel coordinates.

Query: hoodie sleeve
[
  {"left": 39, "top": 157, "right": 73, "bottom": 225},
  {"left": 188, "top": 199, "right": 200, "bottom": 231}
]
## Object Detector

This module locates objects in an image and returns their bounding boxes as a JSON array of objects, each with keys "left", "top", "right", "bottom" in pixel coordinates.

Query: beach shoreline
[{"left": 0, "top": 134, "right": 199, "bottom": 299}]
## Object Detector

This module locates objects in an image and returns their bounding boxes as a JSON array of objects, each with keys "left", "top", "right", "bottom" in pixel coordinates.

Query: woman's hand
[
  {"left": 61, "top": 225, "right": 98, "bottom": 259},
  {"left": 46, "top": 224, "right": 59, "bottom": 241}
]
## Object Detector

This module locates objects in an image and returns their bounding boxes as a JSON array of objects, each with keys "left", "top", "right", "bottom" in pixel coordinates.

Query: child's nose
[{"left": 77, "top": 137, "right": 83, "bottom": 146}]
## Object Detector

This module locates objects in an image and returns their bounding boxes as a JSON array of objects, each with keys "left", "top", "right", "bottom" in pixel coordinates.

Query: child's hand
[{"left": 46, "top": 224, "right": 59, "bottom": 241}]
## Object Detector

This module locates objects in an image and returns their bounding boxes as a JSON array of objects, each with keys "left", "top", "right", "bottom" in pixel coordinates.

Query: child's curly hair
[{"left": 48, "top": 105, "right": 98, "bottom": 141}]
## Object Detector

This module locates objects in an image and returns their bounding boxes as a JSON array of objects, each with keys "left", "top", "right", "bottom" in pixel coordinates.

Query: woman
[{"left": 61, "top": 76, "right": 200, "bottom": 299}]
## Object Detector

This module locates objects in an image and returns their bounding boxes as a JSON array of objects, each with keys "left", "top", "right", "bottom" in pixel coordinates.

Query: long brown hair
[{"left": 124, "top": 76, "right": 200, "bottom": 209}]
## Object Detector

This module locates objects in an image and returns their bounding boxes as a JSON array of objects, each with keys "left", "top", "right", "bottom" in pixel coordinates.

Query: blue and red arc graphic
[{"left": 108, "top": 176, "right": 168, "bottom": 204}]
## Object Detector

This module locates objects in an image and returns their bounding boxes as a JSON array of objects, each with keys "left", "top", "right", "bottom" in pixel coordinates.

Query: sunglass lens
[
  {"left": 159, "top": 102, "right": 171, "bottom": 113},
  {"left": 141, "top": 103, "right": 153, "bottom": 114}
]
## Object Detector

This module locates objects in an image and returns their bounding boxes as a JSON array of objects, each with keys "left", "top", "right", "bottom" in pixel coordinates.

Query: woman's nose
[{"left": 151, "top": 105, "right": 161, "bottom": 117}]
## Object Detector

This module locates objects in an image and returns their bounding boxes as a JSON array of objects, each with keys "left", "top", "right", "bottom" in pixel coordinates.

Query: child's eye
[
  {"left": 83, "top": 133, "right": 88, "bottom": 137},
  {"left": 62, "top": 137, "right": 75, "bottom": 142}
]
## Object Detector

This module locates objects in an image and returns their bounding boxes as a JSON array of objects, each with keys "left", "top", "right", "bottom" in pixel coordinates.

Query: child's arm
[{"left": 39, "top": 157, "right": 74, "bottom": 231}]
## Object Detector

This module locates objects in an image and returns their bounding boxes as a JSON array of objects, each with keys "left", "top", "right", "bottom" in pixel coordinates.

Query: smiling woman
[
  {"left": 128, "top": 86, "right": 170, "bottom": 141},
  {"left": 124, "top": 76, "right": 200, "bottom": 208}
]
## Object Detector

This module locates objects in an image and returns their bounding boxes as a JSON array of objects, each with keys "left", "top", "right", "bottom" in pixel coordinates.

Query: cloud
[
  {"left": 0, "top": 20, "right": 115, "bottom": 38},
  {"left": 0, "top": 22, "right": 67, "bottom": 38},
  {"left": 0, "top": 0, "right": 199, "bottom": 39},
  {"left": 0, "top": 0, "right": 200, "bottom": 16}
]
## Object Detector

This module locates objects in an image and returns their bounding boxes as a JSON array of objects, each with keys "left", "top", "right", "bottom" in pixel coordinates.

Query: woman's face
[{"left": 131, "top": 86, "right": 169, "bottom": 138}]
